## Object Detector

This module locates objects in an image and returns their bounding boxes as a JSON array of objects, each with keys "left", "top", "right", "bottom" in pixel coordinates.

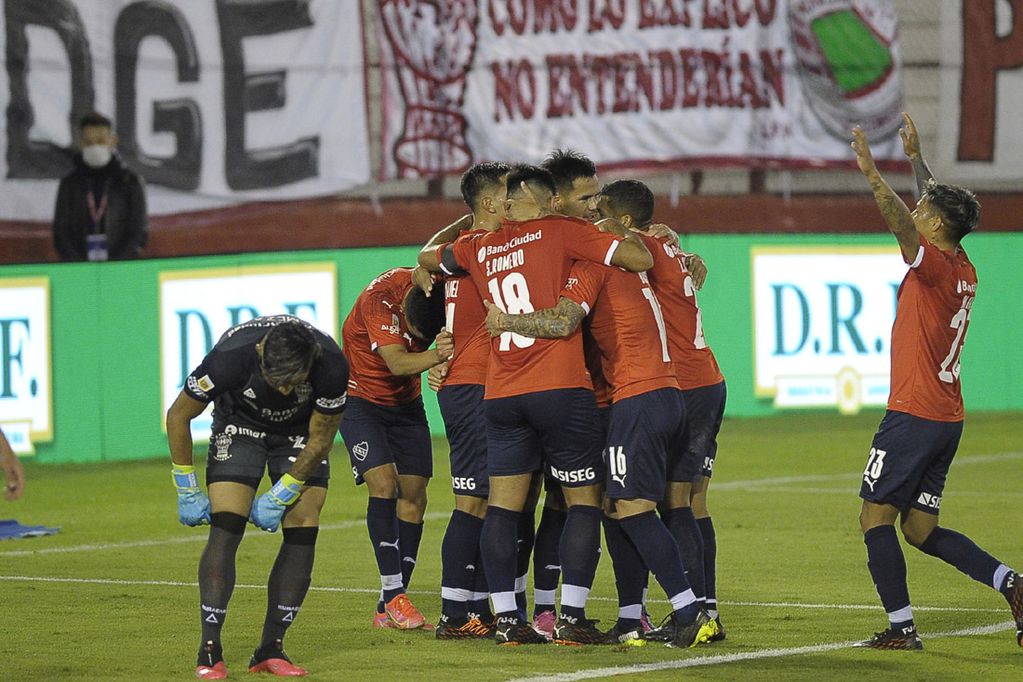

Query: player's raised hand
[
  {"left": 685, "top": 253, "right": 708, "bottom": 290},
  {"left": 646, "top": 223, "right": 681, "bottom": 247},
  {"left": 434, "top": 328, "right": 454, "bottom": 361},
  {"left": 171, "top": 465, "right": 211, "bottom": 526},
  {"left": 851, "top": 126, "right": 877, "bottom": 176},
  {"left": 411, "top": 265, "right": 436, "bottom": 297},
  {"left": 427, "top": 362, "right": 449, "bottom": 391},
  {"left": 899, "top": 112, "right": 921, "bottom": 160},
  {"left": 483, "top": 300, "right": 506, "bottom": 337}
]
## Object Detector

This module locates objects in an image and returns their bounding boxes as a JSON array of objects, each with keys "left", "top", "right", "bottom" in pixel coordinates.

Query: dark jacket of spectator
[{"left": 53, "top": 153, "right": 148, "bottom": 261}]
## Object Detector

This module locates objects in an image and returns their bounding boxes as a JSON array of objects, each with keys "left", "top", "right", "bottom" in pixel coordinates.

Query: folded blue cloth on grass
[{"left": 0, "top": 519, "right": 60, "bottom": 540}]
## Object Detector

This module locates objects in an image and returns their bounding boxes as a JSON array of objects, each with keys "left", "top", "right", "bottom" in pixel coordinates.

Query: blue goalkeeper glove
[
  {"left": 249, "top": 473, "right": 304, "bottom": 532},
  {"left": 172, "top": 465, "right": 211, "bottom": 526}
]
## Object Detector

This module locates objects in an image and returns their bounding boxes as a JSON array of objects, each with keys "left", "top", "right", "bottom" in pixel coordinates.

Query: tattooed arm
[
  {"left": 851, "top": 125, "right": 919, "bottom": 261},
  {"left": 899, "top": 112, "right": 935, "bottom": 197},
  {"left": 484, "top": 297, "right": 586, "bottom": 339}
]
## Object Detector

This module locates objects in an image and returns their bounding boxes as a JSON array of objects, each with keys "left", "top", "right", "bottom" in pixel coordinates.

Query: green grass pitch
[{"left": 2, "top": 411, "right": 1021, "bottom": 680}]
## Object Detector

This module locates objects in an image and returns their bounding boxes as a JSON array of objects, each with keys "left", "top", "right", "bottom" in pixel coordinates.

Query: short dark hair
[
  {"left": 79, "top": 111, "right": 112, "bottom": 130},
  {"left": 598, "top": 179, "right": 655, "bottom": 227},
  {"left": 260, "top": 321, "right": 321, "bottom": 384},
  {"left": 923, "top": 180, "right": 980, "bottom": 242},
  {"left": 404, "top": 287, "right": 446, "bottom": 341},
  {"left": 506, "top": 163, "right": 556, "bottom": 200},
  {"left": 540, "top": 149, "right": 596, "bottom": 193},
  {"left": 460, "top": 161, "right": 511, "bottom": 210}
]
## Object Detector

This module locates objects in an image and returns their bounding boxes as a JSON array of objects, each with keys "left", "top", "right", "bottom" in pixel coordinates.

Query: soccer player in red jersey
[
  {"left": 340, "top": 268, "right": 453, "bottom": 629},
  {"left": 852, "top": 113, "right": 1022, "bottom": 650},
  {"left": 593, "top": 179, "right": 729, "bottom": 639},
  {"left": 418, "top": 164, "right": 652, "bottom": 644},
  {"left": 420, "top": 162, "right": 510, "bottom": 638},
  {"left": 486, "top": 221, "right": 718, "bottom": 648}
]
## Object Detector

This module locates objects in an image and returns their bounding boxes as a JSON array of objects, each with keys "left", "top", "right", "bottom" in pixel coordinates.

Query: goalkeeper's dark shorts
[{"left": 205, "top": 417, "right": 330, "bottom": 489}]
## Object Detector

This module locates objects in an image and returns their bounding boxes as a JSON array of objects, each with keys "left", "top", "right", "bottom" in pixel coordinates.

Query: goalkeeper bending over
[{"left": 166, "top": 316, "right": 349, "bottom": 678}]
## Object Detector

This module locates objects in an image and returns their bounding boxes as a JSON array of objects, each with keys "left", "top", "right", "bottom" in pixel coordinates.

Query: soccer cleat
[
  {"left": 708, "top": 616, "right": 726, "bottom": 642},
  {"left": 604, "top": 622, "right": 647, "bottom": 647},
  {"left": 384, "top": 593, "right": 427, "bottom": 630},
  {"left": 643, "top": 614, "right": 675, "bottom": 643},
  {"left": 532, "top": 610, "right": 556, "bottom": 640},
  {"left": 248, "top": 639, "right": 308, "bottom": 676},
  {"left": 435, "top": 616, "right": 494, "bottom": 640},
  {"left": 667, "top": 610, "right": 717, "bottom": 649},
  {"left": 552, "top": 615, "right": 612, "bottom": 646},
  {"left": 1003, "top": 572, "right": 1023, "bottom": 647},
  {"left": 196, "top": 662, "right": 228, "bottom": 680},
  {"left": 196, "top": 640, "right": 227, "bottom": 679},
  {"left": 853, "top": 627, "right": 924, "bottom": 650},
  {"left": 494, "top": 616, "right": 550, "bottom": 645},
  {"left": 372, "top": 610, "right": 395, "bottom": 628},
  {"left": 639, "top": 609, "right": 654, "bottom": 633}
]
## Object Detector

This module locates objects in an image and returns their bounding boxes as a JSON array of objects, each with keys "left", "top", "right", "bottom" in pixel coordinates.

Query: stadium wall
[{"left": 2, "top": 233, "right": 1020, "bottom": 464}]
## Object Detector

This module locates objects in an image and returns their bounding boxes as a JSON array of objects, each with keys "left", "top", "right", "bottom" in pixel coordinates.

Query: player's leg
[
  {"left": 531, "top": 477, "right": 564, "bottom": 634},
  {"left": 661, "top": 480, "right": 705, "bottom": 609},
  {"left": 690, "top": 476, "right": 723, "bottom": 638},
  {"left": 898, "top": 424, "right": 1023, "bottom": 647},
  {"left": 690, "top": 380, "right": 726, "bottom": 633},
  {"left": 608, "top": 389, "right": 712, "bottom": 649},
  {"left": 856, "top": 411, "right": 927, "bottom": 650},
  {"left": 195, "top": 422, "right": 264, "bottom": 678},
  {"left": 390, "top": 397, "right": 433, "bottom": 603},
  {"left": 483, "top": 394, "right": 547, "bottom": 644},
  {"left": 340, "top": 397, "right": 421, "bottom": 628},
  {"left": 514, "top": 482, "right": 539, "bottom": 621},
  {"left": 248, "top": 446, "right": 329, "bottom": 675},
  {"left": 437, "top": 384, "right": 492, "bottom": 637},
  {"left": 601, "top": 497, "right": 648, "bottom": 643},
  {"left": 534, "top": 388, "right": 605, "bottom": 643}
]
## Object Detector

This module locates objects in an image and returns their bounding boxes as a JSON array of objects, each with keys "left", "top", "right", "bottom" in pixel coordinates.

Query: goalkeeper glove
[
  {"left": 172, "top": 465, "right": 211, "bottom": 526},
  {"left": 249, "top": 473, "right": 304, "bottom": 532}
]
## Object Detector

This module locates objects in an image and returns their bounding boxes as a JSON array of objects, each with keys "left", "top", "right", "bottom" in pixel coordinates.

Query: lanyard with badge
[{"left": 86, "top": 179, "right": 110, "bottom": 261}]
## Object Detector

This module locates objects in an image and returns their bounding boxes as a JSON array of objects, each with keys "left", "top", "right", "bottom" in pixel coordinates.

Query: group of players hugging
[{"left": 168, "top": 115, "right": 1023, "bottom": 679}]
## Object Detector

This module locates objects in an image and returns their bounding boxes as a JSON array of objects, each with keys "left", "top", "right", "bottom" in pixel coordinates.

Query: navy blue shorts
[
  {"left": 543, "top": 405, "right": 609, "bottom": 495},
  {"left": 206, "top": 417, "right": 329, "bottom": 489},
  {"left": 859, "top": 410, "right": 963, "bottom": 514},
  {"left": 605, "top": 388, "right": 685, "bottom": 501},
  {"left": 438, "top": 383, "right": 489, "bottom": 498},
  {"left": 670, "top": 381, "right": 727, "bottom": 481},
  {"left": 340, "top": 396, "right": 433, "bottom": 485},
  {"left": 485, "top": 388, "right": 603, "bottom": 487}
]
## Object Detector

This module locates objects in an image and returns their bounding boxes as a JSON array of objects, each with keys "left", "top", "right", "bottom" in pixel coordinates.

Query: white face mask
[{"left": 82, "top": 144, "right": 112, "bottom": 168}]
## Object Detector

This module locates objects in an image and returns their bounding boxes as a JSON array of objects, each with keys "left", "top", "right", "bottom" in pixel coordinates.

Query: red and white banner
[
  {"left": 376, "top": 0, "right": 907, "bottom": 179},
  {"left": 0, "top": 0, "right": 368, "bottom": 221},
  {"left": 938, "top": 0, "right": 1023, "bottom": 183}
]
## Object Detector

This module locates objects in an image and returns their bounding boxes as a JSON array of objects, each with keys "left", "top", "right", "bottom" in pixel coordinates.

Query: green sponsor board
[{"left": 1, "top": 234, "right": 1020, "bottom": 464}]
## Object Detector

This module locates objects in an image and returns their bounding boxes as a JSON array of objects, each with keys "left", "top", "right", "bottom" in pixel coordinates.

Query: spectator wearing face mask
[{"left": 52, "top": 111, "right": 148, "bottom": 262}]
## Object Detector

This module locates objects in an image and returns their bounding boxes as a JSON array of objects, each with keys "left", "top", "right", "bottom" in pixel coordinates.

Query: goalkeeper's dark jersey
[{"left": 182, "top": 315, "right": 348, "bottom": 434}]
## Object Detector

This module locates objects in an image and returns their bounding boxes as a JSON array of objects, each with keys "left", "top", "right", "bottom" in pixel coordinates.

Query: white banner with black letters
[
  {"left": 0, "top": 0, "right": 369, "bottom": 221},
  {"left": 375, "top": 0, "right": 907, "bottom": 179}
]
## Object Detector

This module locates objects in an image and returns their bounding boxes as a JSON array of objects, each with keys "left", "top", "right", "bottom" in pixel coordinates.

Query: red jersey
[
  {"left": 443, "top": 271, "right": 489, "bottom": 386},
  {"left": 583, "top": 324, "right": 612, "bottom": 408},
  {"left": 642, "top": 234, "right": 723, "bottom": 390},
  {"left": 561, "top": 261, "right": 679, "bottom": 402},
  {"left": 888, "top": 236, "right": 977, "bottom": 422},
  {"left": 341, "top": 268, "right": 430, "bottom": 406},
  {"left": 446, "top": 215, "right": 624, "bottom": 400}
]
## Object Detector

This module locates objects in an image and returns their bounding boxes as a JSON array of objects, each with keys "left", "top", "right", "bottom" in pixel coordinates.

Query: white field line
[
  {"left": 0, "top": 512, "right": 450, "bottom": 558},
  {"left": 712, "top": 450, "right": 1023, "bottom": 490},
  {"left": 0, "top": 575, "right": 1004, "bottom": 614},
  {"left": 503, "top": 620, "right": 1017, "bottom": 682}
]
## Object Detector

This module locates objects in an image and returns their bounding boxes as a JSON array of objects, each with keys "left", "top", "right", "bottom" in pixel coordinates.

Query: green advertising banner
[{"left": 1, "top": 234, "right": 1019, "bottom": 464}]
